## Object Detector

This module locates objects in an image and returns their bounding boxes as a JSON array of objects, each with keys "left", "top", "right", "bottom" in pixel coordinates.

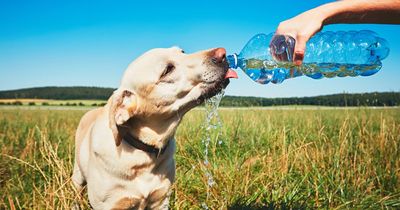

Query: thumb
[{"left": 294, "top": 35, "right": 308, "bottom": 66}]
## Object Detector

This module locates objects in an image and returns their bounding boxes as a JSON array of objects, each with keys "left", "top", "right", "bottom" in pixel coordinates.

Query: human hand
[{"left": 275, "top": 9, "right": 325, "bottom": 66}]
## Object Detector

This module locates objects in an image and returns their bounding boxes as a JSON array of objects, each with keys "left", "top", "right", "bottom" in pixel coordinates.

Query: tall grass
[
  {"left": 1, "top": 108, "right": 399, "bottom": 209},
  {"left": 0, "top": 110, "right": 89, "bottom": 209}
]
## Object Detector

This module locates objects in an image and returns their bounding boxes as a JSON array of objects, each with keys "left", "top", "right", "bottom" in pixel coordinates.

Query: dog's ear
[{"left": 109, "top": 90, "right": 137, "bottom": 146}]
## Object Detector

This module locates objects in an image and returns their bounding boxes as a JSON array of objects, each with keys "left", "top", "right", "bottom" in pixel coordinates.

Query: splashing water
[{"left": 201, "top": 89, "right": 225, "bottom": 209}]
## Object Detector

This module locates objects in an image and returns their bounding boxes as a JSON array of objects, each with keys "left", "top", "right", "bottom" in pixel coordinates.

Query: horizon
[
  {"left": 1, "top": 0, "right": 399, "bottom": 97},
  {"left": 0, "top": 85, "right": 398, "bottom": 99}
]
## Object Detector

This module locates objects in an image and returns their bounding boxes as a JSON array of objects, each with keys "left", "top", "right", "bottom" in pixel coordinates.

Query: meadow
[{"left": 0, "top": 107, "right": 399, "bottom": 209}]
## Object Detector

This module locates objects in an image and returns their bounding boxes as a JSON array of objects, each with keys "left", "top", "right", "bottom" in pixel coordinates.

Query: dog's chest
[
  {"left": 109, "top": 175, "right": 170, "bottom": 209},
  {"left": 91, "top": 143, "right": 174, "bottom": 208},
  {"left": 93, "top": 141, "right": 157, "bottom": 177},
  {"left": 110, "top": 158, "right": 173, "bottom": 209}
]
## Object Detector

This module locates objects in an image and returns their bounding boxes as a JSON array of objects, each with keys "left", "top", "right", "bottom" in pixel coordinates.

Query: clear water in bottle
[{"left": 227, "top": 30, "right": 390, "bottom": 84}]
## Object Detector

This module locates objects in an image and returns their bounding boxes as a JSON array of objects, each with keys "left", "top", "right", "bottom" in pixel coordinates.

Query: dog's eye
[
  {"left": 161, "top": 63, "right": 175, "bottom": 78},
  {"left": 181, "top": 50, "right": 185, "bottom": 53}
]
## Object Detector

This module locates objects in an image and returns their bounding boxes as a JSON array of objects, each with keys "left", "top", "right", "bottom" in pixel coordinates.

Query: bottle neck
[{"left": 227, "top": 54, "right": 238, "bottom": 69}]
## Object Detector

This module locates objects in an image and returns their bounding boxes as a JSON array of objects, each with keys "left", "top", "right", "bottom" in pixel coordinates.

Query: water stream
[{"left": 201, "top": 89, "right": 225, "bottom": 209}]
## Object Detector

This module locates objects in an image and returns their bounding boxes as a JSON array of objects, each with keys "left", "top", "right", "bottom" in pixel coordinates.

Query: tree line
[
  {"left": 221, "top": 92, "right": 400, "bottom": 107},
  {"left": 0, "top": 86, "right": 399, "bottom": 107},
  {"left": 0, "top": 86, "right": 115, "bottom": 100}
]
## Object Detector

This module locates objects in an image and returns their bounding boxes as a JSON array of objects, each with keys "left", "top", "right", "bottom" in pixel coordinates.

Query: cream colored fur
[{"left": 72, "top": 47, "right": 229, "bottom": 210}]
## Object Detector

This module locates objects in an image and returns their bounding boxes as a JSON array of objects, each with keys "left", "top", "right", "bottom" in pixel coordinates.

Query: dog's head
[{"left": 109, "top": 47, "right": 235, "bottom": 147}]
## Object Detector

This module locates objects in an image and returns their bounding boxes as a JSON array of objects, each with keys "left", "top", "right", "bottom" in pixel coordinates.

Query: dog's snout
[{"left": 211, "top": 48, "right": 226, "bottom": 64}]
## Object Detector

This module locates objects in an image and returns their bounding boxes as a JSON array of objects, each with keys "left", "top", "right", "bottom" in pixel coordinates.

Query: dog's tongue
[{"left": 225, "top": 69, "right": 238, "bottom": 79}]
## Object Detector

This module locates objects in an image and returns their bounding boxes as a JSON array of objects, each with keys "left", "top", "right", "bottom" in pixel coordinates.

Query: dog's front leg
[
  {"left": 148, "top": 192, "right": 171, "bottom": 210},
  {"left": 71, "top": 161, "right": 87, "bottom": 210},
  {"left": 72, "top": 161, "right": 86, "bottom": 192}
]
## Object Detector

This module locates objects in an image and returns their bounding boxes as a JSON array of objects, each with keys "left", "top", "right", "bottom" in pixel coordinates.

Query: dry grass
[{"left": 0, "top": 107, "right": 399, "bottom": 209}]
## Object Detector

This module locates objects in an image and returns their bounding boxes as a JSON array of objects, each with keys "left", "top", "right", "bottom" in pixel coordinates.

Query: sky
[{"left": 0, "top": 0, "right": 399, "bottom": 98}]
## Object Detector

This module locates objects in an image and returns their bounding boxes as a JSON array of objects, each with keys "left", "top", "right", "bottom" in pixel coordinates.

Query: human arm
[{"left": 275, "top": 0, "right": 400, "bottom": 65}]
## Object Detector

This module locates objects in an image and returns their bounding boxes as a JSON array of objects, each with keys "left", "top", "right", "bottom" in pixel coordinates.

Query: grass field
[{"left": 1, "top": 107, "right": 399, "bottom": 209}]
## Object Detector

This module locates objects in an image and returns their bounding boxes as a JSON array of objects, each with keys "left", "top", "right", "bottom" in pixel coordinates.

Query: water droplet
[
  {"left": 203, "top": 159, "right": 209, "bottom": 166},
  {"left": 201, "top": 202, "right": 209, "bottom": 210}
]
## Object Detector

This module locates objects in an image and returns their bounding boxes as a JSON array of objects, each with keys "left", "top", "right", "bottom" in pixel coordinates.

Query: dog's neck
[
  {"left": 122, "top": 114, "right": 180, "bottom": 149},
  {"left": 122, "top": 131, "right": 170, "bottom": 155}
]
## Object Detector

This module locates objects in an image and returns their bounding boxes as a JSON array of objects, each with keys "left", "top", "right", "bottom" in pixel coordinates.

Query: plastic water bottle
[{"left": 227, "top": 30, "right": 390, "bottom": 84}]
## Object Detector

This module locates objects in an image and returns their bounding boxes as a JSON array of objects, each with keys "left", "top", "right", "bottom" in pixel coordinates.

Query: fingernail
[
  {"left": 294, "top": 52, "right": 304, "bottom": 66},
  {"left": 294, "top": 52, "right": 304, "bottom": 60},
  {"left": 294, "top": 60, "right": 302, "bottom": 66}
]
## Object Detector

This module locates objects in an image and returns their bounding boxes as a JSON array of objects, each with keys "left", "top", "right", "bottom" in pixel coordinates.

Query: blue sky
[{"left": 0, "top": 0, "right": 399, "bottom": 98}]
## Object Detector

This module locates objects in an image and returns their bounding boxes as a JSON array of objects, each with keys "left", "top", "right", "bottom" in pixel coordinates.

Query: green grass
[{"left": 1, "top": 107, "right": 399, "bottom": 209}]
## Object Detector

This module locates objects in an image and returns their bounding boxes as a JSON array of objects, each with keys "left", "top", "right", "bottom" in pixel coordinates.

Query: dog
[{"left": 72, "top": 47, "right": 237, "bottom": 209}]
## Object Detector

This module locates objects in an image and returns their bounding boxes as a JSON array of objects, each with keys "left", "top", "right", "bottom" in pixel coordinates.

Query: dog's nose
[{"left": 211, "top": 48, "right": 226, "bottom": 64}]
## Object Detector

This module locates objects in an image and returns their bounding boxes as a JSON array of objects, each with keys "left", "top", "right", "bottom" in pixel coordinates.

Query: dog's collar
[{"left": 123, "top": 133, "right": 169, "bottom": 157}]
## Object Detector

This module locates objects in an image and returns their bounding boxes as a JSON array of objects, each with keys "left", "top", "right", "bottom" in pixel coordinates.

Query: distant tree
[
  {"left": 0, "top": 86, "right": 115, "bottom": 100},
  {"left": 42, "top": 102, "right": 49, "bottom": 106},
  {"left": 220, "top": 92, "right": 400, "bottom": 107},
  {"left": 28, "top": 102, "right": 36, "bottom": 106},
  {"left": 12, "top": 101, "right": 23, "bottom": 106}
]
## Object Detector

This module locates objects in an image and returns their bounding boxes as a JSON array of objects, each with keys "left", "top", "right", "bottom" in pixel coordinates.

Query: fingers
[{"left": 294, "top": 34, "right": 308, "bottom": 66}]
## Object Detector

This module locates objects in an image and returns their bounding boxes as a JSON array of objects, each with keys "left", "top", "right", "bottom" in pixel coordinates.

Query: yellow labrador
[{"left": 72, "top": 47, "right": 237, "bottom": 209}]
